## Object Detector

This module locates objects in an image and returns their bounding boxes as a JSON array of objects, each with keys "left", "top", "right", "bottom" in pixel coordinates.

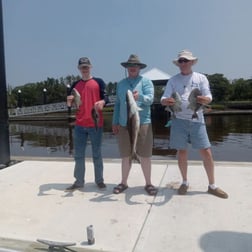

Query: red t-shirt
[{"left": 74, "top": 78, "right": 104, "bottom": 128}]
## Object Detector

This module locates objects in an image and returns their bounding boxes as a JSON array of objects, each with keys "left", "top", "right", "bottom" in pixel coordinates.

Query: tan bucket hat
[
  {"left": 173, "top": 50, "right": 198, "bottom": 66},
  {"left": 121, "top": 54, "right": 147, "bottom": 69}
]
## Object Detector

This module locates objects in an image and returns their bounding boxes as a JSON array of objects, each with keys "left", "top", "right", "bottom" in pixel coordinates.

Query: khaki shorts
[{"left": 117, "top": 124, "right": 153, "bottom": 158}]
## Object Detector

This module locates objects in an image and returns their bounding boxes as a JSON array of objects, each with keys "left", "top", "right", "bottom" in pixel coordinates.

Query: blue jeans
[{"left": 73, "top": 125, "right": 104, "bottom": 186}]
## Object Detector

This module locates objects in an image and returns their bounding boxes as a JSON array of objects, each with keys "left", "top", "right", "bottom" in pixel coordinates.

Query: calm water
[{"left": 9, "top": 113, "right": 252, "bottom": 162}]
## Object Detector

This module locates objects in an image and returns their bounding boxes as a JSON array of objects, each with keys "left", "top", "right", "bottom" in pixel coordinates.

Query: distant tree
[
  {"left": 13, "top": 83, "right": 40, "bottom": 106},
  {"left": 207, "top": 74, "right": 231, "bottom": 103},
  {"left": 43, "top": 78, "right": 66, "bottom": 103},
  {"left": 63, "top": 75, "right": 80, "bottom": 86},
  {"left": 154, "top": 86, "right": 165, "bottom": 103},
  {"left": 7, "top": 74, "right": 251, "bottom": 108},
  {"left": 106, "top": 82, "right": 117, "bottom": 95},
  {"left": 7, "top": 85, "right": 16, "bottom": 108},
  {"left": 230, "top": 78, "right": 252, "bottom": 101},
  {"left": 9, "top": 75, "right": 80, "bottom": 107}
]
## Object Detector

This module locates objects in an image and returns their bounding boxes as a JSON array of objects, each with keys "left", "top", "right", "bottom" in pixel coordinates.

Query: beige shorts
[{"left": 117, "top": 124, "right": 153, "bottom": 158}]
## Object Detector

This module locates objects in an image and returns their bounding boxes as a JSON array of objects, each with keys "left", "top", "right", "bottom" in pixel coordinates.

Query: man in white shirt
[{"left": 161, "top": 49, "right": 228, "bottom": 199}]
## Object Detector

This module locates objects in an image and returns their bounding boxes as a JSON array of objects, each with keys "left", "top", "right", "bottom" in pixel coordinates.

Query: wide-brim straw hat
[
  {"left": 173, "top": 50, "right": 198, "bottom": 66},
  {"left": 121, "top": 54, "right": 147, "bottom": 69}
]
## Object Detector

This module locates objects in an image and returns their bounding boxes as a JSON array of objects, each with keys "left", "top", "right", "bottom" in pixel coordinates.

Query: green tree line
[{"left": 7, "top": 73, "right": 252, "bottom": 108}]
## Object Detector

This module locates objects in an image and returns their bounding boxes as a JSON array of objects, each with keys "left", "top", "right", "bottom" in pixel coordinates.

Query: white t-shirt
[{"left": 161, "top": 72, "right": 212, "bottom": 123}]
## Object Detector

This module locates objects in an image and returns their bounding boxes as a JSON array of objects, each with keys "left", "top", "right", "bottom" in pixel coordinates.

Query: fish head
[
  {"left": 171, "top": 92, "right": 182, "bottom": 101},
  {"left": 188, "top": 88, "right": 202, "bottom": 103},
  {"left": 190, "top": 88, "right": 201, "bottom": 97},
  {"left": 126, "top": 89, "right": 142, "bottom": 116}
]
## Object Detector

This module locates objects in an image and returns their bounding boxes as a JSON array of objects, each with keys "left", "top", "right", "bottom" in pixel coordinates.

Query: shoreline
[{"left": 8, "top": 109, "right": 252, "bottom": 122}]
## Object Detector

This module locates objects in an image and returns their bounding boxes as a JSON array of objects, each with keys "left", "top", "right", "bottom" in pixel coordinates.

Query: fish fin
[{"left": 192, "top": 112, "right": 199, "bottom": 119}]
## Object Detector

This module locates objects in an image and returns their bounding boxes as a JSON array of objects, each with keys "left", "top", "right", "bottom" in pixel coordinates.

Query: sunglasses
[{"left": 178, "top": 58, "right": 190, "bottom": 64}]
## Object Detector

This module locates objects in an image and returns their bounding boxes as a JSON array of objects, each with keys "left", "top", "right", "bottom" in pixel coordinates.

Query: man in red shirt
[{"left": 66, "top": 57, "right": 108, "bottom": 191}]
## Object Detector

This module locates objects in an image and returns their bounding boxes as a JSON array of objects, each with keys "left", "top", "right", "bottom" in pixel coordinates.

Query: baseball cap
[{"left": 78, "top": 57, "right": 92, "bottom": 67}]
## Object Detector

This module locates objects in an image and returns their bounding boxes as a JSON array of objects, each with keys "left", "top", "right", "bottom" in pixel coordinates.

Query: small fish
[
  {"left": 91, "top": 106, "right": 99, "bottom": 131},
  {"left": 71, "top": 88, "right": 82, "bottom": 109},
  {"left": 126, "top": 90, "right": 142, "bottom": 164},
  {"left": 165, "top": 92, "right": 182, "bottom": 119},
  {"left": 187, "top": 88, "right": 204, "bottom": 119},
  {"left": 164, "top": 92, "right": 182, "bottom": 127}
]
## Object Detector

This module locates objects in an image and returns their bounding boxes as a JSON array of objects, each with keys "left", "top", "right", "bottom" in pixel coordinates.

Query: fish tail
[
  {"left": 192, "top": 112, "right": 199, "bottom": 119},
  {"left": 132, "top": 152, "right": 140, "bottom": 163}
]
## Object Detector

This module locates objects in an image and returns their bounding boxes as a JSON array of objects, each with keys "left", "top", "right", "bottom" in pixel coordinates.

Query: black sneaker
[
  {"left": 65, "top": 183, "right": 83, "bottom": 191},
  {"left": 97, "top": 182, "right": 106, "bottom": 189}
]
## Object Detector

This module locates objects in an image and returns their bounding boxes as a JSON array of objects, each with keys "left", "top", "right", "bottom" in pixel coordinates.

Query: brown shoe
[
  {"left": 208, "top": 186, "right": 228, "bottom": 199},
  {"left": 178, "top": 184, "right": 188, "bottom": 195}
]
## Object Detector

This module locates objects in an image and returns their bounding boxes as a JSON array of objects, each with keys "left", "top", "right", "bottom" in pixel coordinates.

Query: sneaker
[
  {"left": 65, "top": 183, "right": 83, "bottom": 192},
  {"left": 97, "top": 182, "right": 106, "bottom": 189},
  {"left": 208, "top": 186, "right": 228, "bottom": 199},
  {"left": 178, "top": 184, "right": 188, "bottom": 195}
]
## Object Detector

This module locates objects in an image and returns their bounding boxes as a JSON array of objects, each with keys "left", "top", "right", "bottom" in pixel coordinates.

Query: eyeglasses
[{"left": 178, "top": 58, "right": 190, "bottom": 64}]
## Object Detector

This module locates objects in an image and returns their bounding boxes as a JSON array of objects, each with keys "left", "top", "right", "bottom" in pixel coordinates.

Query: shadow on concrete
[
  {"left": 151, "top": 187, "right": 175, "bottom": 206},
  {"left": 199, "top": 231, "right": 252, "bottom": 252},
  {"left": 38, "top": 182, "right": 173, "bottom": 205},
  {"left": 38, "top": 183, "right": 70, "bottom": 196},
  {"left": 38, "top": 182, "right": 209, "bottom": 206}
]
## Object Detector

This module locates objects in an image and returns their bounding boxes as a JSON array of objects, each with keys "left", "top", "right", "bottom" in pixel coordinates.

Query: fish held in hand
[
  {"left": 126, "top": 90, "right": 142, "bottom": 163},
  {"left": 91, "top": 106, "right": 99, "bottom": 131},
  {"left": 187, "top": 88, "right": 203, "bottom": 119},
  {"left": 71, "top": 88, "right": 82, "bottom": 109},
  {"left": 165, "top": 92, "right": 182, "bottom": 119}
]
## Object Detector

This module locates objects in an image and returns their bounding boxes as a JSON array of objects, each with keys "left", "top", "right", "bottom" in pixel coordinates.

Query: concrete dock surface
[{"left": 0, "top": 158, "right": 251, "bottom": 252}]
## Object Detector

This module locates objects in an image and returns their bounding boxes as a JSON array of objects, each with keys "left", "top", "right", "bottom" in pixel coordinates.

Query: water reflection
[
  {"left": 10, "top": 121, "right": 73, "bottom": 156},
  {"left": 9, "top": 113, "right": 252, "bottom": 161},
  {"left": 206, "top": 115, "right": 251, "bottom": 142}
]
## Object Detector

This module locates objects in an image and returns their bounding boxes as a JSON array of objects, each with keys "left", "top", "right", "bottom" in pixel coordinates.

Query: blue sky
[{"left": 3, "top": 0, "right": 252, "bottom": 87}]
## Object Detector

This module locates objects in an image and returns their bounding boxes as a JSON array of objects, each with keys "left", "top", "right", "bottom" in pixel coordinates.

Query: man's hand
[
  {"left": 94, "top": 100, "right": 105, "bottom": 111},
  {"left": 161, "top": 97, "right": 175, "bottom": 106},
  {"left": 66, "top": 95, "right": 74, "bottom": 107},
  {"left": 197, "top": 96, "right": 211, "bottom": 105},
  {"left": 133, "top": 90, "right": 139, "bottom": 101},
  {"left": 112, "top": 124, "right": 120, "bottom": 135}
]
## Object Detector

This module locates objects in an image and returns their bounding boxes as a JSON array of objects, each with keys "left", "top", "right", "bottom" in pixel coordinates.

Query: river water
[{"left": 9, "top": 113, "right": 252, "bottom": 162}]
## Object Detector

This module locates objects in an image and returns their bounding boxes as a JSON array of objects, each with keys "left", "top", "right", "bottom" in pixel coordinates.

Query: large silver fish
[
  {"left": 71, "top": 88, "right": 82, "bottom": 109},
  {"left": 187, "top": 88, "right": 204, "bottom": 119},
  {"left": 91, "top": 106, "right": 99, "bottom": 131},
  {"left": 165, "top": 92, "right": 182, "bottom": 119},
  {"left": 126, "top": 90, "right": 142, "bottom": 163}
]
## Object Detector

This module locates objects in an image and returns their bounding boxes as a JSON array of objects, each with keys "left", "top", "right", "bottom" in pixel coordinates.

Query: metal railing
[{"left": 8, "top": 102, "right": 68, "bottom": 117}]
